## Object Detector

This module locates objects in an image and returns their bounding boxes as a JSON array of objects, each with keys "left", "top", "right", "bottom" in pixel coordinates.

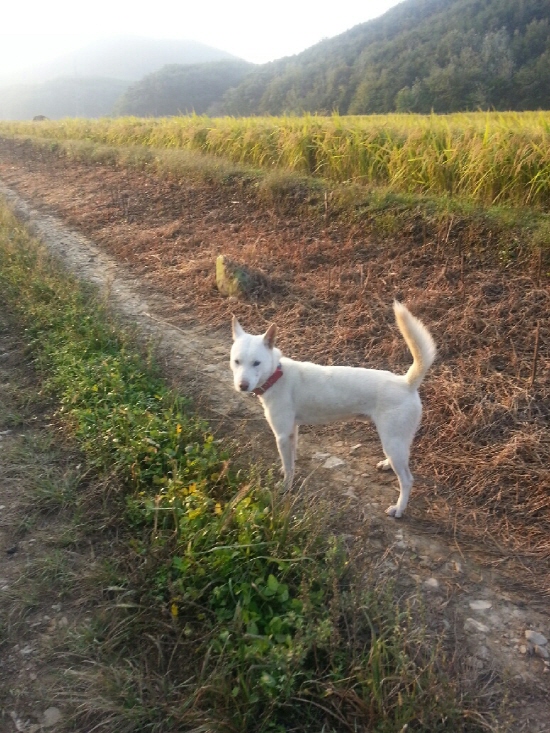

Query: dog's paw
[
  {"left": 385, "top": 504, "right": 403, "bottom": 518},
  {"left": 275, "top": 477, "right": 293, "bottom": 493},
  {"left": 376, "top": 459, "right": 392, "bottom": 471}
]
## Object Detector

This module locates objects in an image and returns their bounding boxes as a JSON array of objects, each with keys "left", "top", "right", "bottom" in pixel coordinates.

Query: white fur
[{"left": 230, "top": 301, "right": 436, "bottom": 518}]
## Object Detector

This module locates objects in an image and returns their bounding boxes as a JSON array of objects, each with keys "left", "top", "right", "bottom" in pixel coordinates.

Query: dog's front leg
[
  {"left": 291, "top": 424, "right": 299, "bottom": 468},
  {"left": 263, "top": 403, "right": 297, "bottom": 489},
  {"left": 275, "top": 429, "right": 296, "bottom": 489}
]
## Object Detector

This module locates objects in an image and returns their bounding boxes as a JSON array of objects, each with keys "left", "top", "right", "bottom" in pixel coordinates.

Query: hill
[
  {"left": 6, "top": 37, "right": 240, "bottom": 86},
  {"left": 0, "top": 37, "right": 240, "bottom": 121},
  {"left": 221, "top": 0, "right": 550, "bottom": 114},
  {"left": 114, "top": 60, "right": 255, "bottom": 116}
]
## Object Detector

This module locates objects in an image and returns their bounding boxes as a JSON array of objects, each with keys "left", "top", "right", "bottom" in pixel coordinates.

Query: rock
[
  {"left": 216, "top": 255, "right": 266, "bottom": 298},
  {"left": 534, "top": 645, "right": 549, "bottom": 659},
  {"left": 394, "top": 530, "right": 407, "bottom": 549},
  {"left": 465, "top": 656, "right": 484, "bottom": 671},
  {"left": 42, "top": 707, "right": 62, "bottom": 728},
  {"left": 323, "top": 456, "right": 346, "bottom": 469},
  {"left": 216, "top": 255, "right": 250, "bottom": 297},
  {"left": 469, "top": 600, "right": 492, "bottom": 611},
  {"left": 525, "top": 629, "right": 547, "bottom": 647},
  {"left": 423, "top": 577, "right": 440, "bottom": 590},
  {"left": 349, "top": 443, "right": 362, "bottom": 454},
  {"left": 342, "top": 487, "right": 358, "bottom": 499},
  {"left": 312, "top": 452, "right": 330, "bottom": 460},
  {"left": 464, "top": 618, "right": 489, "bottom": 634},
  {"left": 476, "top": 645, "right": 490, "bottom": 660}
]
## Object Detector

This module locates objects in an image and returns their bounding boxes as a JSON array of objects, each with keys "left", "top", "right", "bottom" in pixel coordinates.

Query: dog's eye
[{"left": 253, "top": 360, "right": 261, "bottom": 367}]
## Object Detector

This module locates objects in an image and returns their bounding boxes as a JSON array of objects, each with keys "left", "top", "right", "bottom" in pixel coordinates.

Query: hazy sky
[{"left": 1, "top": 0, "right": 403, "bottom": 76}]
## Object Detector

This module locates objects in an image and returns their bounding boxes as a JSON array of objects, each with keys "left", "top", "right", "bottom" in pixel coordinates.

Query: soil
[{"left": 0, "top": 137, "right": 549, "bottom": 731}]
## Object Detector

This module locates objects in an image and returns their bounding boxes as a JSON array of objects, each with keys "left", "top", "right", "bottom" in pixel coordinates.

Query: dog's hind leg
[
  {"left": 383, "top": 451, "right": 413, "bottom": 518},
  {"left": 375, "top": 420, "right": 417, "bottom": 518},
  {"left": 374, "top": 395, "right": 422, "bottom": 517}
]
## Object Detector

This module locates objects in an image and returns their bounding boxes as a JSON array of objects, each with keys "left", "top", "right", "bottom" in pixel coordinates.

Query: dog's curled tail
[{"left": 393, "top": 301, "right": 436, "bottom": 389}]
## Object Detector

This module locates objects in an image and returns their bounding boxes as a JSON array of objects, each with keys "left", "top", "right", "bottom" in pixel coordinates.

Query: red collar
[{"left": 252, "top": 365, "right": 283, "bottom": 396}]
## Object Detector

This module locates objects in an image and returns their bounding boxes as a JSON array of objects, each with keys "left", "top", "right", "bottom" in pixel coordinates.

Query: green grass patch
[{"left": 0, "top": 201, "right": 489, "bottom": 731}]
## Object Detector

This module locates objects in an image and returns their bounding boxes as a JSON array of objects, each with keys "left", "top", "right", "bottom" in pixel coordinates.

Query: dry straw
[{"left": 4, "top": 110, "right": 550, "bottom": 207}]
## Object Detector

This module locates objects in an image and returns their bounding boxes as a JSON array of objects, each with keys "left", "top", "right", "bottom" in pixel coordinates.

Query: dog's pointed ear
[
  {"left": 263, "top": 323, "right": 276, "bottom": 349},
  {"left": 232, "top": 316, "right": 244, "bottom": 340}
]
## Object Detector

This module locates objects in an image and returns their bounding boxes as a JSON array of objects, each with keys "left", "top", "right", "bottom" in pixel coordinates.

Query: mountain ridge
[
  {"left": 2, "top": 0, "right": 550, "bottom": 120},
  {"left": 4, "top": 36, "right": 240, "bottom": 86},
  {"left": 221, "top": 0, "right": 550, "bottom": 114},
  {"left": 0, "top": 36, "right": 242, "bottom": 120}
]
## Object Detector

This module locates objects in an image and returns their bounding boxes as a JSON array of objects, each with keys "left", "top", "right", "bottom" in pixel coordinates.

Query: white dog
[{"left": 230, "top": 302, "right": 436, "bottom": 517}]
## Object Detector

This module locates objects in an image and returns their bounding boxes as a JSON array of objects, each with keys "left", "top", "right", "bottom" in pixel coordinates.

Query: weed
[{"left": 0, "top": 202, "right": 488, "bottom": 731}]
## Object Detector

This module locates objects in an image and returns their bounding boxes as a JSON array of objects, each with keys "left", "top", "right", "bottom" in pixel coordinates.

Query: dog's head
[{"left": 230, "top": 317, "right": 279, "bottom": 393}]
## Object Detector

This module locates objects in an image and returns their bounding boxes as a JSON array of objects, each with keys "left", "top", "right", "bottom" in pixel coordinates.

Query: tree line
[{"left": 116, "top": 0, "right": 550, "bottom": 117}]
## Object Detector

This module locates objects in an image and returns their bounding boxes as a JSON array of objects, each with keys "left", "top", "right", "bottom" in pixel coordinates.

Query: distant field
[{"left": 2, "top": 111, "right": 550, "bottom": 208}]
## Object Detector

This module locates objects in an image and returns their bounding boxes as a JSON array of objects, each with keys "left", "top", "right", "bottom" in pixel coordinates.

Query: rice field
[{"left": 2, "top": 111, "right": 550, "bottom": 208}]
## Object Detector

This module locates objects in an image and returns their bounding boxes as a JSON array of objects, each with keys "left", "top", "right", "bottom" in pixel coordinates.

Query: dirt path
[{"left": 0, "top": 164, "right": 549, "bottom": 729}]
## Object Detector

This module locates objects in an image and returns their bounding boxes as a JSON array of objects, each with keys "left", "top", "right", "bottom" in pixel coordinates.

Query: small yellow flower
[
  {"left": 214, "top": 502, "right": 223, "bottom": 515},
  {"left": 171, "top": 603, "right": 179, "bottom": 618}
]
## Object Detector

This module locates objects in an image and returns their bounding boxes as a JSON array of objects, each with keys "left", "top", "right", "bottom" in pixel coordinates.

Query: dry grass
[
  {"left": 4, "top": 111, "right": 550, "bottom": 206},
  {"left": 88, "top": 166, "right": 547, "bottom": 593},
  {"left": 148, "top": 223, "right": 550, "bottom": 594},
  {"left": 0, "top": 133, "right": 548, "bottom": 598}
]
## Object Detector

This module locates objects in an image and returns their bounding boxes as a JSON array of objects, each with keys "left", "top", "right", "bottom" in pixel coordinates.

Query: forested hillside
[
  {"left": 222, "top": 0, "right": 550, "bottom": 114},
  {"left": 115, "top": 60, "right": 255, "bottom": 116}
]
